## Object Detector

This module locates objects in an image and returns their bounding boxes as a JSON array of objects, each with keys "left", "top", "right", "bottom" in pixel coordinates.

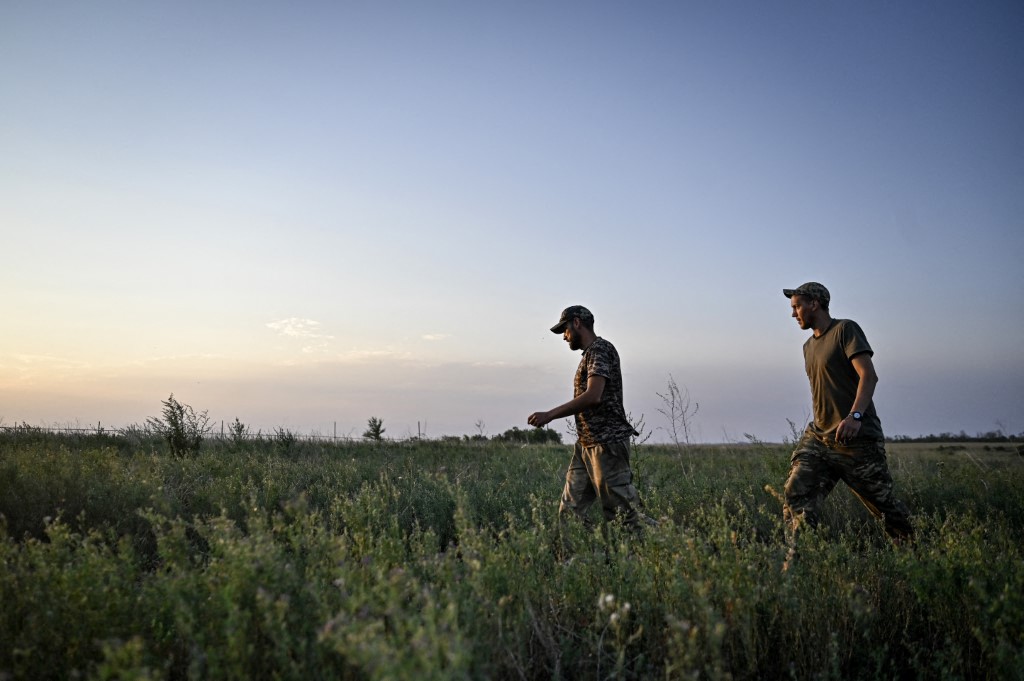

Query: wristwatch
[{"left": 849, "top": 412, "right": 862, "bottom": 421}]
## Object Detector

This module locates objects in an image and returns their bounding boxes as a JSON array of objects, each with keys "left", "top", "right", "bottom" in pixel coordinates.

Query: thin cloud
[
  {"left": 3, "top": 355, "right": 91, "bottom": 383},
  {"left": 128, "top": 354, "right": 225, "bottom": 365},
  {"left": 336, "top": 349, "right": 412, "bottom": 362},
  {"left": 13, "top": 354, "right": 89, "bottom": 366},
  {"left": 421, "top": 333, "right": 451, "bottom": 341},
  {"left": 266, "top": 318, "right": 334, "bottom": 341}
]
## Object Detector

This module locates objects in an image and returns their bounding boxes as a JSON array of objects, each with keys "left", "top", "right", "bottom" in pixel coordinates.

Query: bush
[
  {"left": 146, "top": 394, "right": 211, "bottom": 458},
  {"left": 363, "top": 417, "right": 386, "bottom": 442},
  {"left": 228, "top": 417, "right": 250, "bottom": 447}
]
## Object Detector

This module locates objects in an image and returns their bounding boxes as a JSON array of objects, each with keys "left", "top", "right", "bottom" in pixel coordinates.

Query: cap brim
[
  {"left": 782, "top": 288, "right": 797, "bottom": 298},
  {"left": 550, "top": 323, "right": 567, "bottom": 334}
]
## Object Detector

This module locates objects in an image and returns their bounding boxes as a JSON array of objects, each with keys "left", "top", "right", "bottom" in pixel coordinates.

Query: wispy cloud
[
  {"left": 128, "top": 354, "right": 225, "bottom": 366},
  {"left": 336, "top": 349, "right": 413, "bottom": 362},
  {"left": 266, "top": 318, "right": 334, "bottom": 341},
  {"left": 1, "top": 354, "right": 95, "bottom": 386},
  {"left": 12, "top": 354, "right": 90, "bottom": 367},
  {"left": 421, "top": 333, "right": 451, "bottom": 341},
  {"left": 266, "top": 318, "right": 335, "bottom": 353}
]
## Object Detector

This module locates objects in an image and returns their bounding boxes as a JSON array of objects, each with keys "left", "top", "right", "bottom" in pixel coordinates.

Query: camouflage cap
[
  {"left": 783, "top": 282, "right": 830, "bottom": 306},
  {"left": 550, "top": 305, "right": 594, "bottom": 333}
]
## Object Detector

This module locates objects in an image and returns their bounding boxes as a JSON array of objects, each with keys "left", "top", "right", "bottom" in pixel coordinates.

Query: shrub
[
  {"left": 363, "top": 417, "right": 386, "bottom": 442},
  {"left": 146, "top": 394, "right": 212, "bottom": 458},
  {"left": 274, "top": 427, "right": 297, "bottom": 454},
  {"left": 228, "top": 418, "right": 250, "bottom": 446}
]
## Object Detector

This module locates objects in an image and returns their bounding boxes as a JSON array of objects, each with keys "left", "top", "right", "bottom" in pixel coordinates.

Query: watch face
[{"left": 852, "top": 412, "right": 862, "bottom": 420}]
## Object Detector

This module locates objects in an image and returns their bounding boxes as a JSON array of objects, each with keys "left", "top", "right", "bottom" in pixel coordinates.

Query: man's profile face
[
  {"left": 563, "top": 319, "right": 583, "bottom": 351},
  {"left": 790, "top": 295, "right": 817, "bottom": 330}
]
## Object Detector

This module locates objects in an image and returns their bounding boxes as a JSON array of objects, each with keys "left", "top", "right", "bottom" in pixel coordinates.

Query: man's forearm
[
  {"left": 851, "top": 373, "right": 877, "bottom": 414},
  {"left": 528, "top": 381, "right": 604, "bottom": 428},
  {"left": 849, "top": 354, "right": 878, "bottom": 416},
  {"left": 545, "top": 391, "right": 601, "bottom": 421}
]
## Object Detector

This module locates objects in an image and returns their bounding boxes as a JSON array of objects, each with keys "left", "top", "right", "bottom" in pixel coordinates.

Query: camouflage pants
[
  {"left": 784, "top": 433, "right": 913, "bottom": 541},
  {"left": 559, "top": 439, "right": 647, "bottom": 528}
]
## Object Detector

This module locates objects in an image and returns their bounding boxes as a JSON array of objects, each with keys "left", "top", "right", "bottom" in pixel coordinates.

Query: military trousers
[
  {"left": 559, "top": 439, "right": 646, "bottom": 528},
  {"left": 783, "top": 432, "right": 913, "bottom": 541}
]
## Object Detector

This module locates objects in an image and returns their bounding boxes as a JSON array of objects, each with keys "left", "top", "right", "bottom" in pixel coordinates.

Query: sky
[{"left": 2, "top": 1, "right": 1022, "bottom": 443}]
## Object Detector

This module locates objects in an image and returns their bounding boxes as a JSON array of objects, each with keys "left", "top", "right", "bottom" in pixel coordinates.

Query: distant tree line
[
  {"left": 490, "top": 426, "right": 563, "bottom": 445},
  {"left": 889, "top": 430, "right": 1022, "bottom": 443},
  {"left": 437, "top": 426, "right": 562, "bottom": 445}
]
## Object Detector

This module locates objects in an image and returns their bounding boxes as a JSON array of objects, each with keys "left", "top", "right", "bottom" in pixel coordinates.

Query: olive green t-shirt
[{"left": 803, "top": 319, "right": 884, "bottom": 443}]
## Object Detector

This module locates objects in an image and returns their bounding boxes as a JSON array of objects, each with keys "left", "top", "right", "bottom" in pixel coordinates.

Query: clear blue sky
[{"left": 2, "top": 1, "right": 1022, "bottom": 441}]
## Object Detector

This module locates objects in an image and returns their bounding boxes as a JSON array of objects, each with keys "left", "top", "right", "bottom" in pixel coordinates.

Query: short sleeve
[
  {"left": 842, "top": 321, "right": 873, "bottom": 360},
  {"left": 586, "top": 341, "right": 614, "bottom": 380}
]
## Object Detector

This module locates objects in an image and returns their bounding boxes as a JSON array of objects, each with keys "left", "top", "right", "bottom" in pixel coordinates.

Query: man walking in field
[
  {"left": 528, "top": 305, "right": 652, "bottom": 530},
  {"left": 782, "top": 282, "right": 913, "bottom": 554}
]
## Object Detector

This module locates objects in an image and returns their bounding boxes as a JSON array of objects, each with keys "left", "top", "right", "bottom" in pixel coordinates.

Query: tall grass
[{"left": 1, "top": 432, "right": 1021, "bottom": 679}]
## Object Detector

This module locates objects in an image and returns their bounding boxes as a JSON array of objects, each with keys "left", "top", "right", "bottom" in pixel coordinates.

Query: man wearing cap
[
  {"left": 782, "top": 282, "right": 913, "bottom": 549},
  {"left": 528, "top": 305, "right": 651, "bottom": 530}
]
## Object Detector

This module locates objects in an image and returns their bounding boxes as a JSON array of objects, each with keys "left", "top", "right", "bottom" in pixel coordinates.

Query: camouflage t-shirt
[
  {"left": 574, "top": 337, "right": 637, "bottom": 446},
  {"left": 803, "top": 319, "right": 884, "bottom": 443}
]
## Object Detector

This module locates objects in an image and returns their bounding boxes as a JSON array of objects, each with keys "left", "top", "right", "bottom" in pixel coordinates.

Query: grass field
[{"left": 1, "top": 429, "right": 1022, "bottom": 680}]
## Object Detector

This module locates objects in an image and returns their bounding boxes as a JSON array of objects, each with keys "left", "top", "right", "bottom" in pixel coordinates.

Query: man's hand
[
  {"left": 527, "top": 411, "right": 552, "bottom": 428},
  {"left": 836, "top": 416, "right": 862, "bottom": 444}
]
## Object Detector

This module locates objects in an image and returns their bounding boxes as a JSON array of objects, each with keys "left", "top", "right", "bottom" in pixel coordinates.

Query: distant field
[{"left": 1, "top": 431, "right": 1021, "bottom": 680}]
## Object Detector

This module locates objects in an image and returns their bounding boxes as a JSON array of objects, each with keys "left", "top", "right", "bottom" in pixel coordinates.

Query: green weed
[{"left": 0, "top": 434, "right": 1021, "bottom": 679}]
